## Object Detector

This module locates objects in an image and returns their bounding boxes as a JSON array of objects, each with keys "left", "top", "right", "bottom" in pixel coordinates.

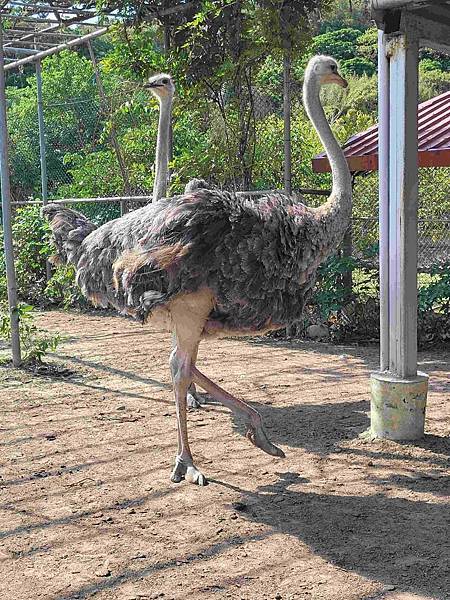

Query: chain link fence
[
  {"left": 352, "top": 168, "right": 450, "bottom": 272},
  {"left": 5, "top": 60, "right": 450, "bottom": 271}
]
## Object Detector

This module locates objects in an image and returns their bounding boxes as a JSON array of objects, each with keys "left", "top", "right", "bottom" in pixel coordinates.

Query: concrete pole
[
  {"left": 370, "top": 27, "right": 428, "bottom": 440},
  {"left": 35, "top": 59, "right": 52, "bottom": 280},
  {"left": 0, "top": 19, "right": 22, "bottom": 366}
]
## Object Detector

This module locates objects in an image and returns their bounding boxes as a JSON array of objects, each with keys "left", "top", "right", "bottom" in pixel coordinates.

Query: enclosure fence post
[
  {"left": 35, "top": 59, "right": 51, "bottom": 280},
  {"left": 0, "top": 19, "right": 22, "bottom": 366},
  {"left": 86, "top": 40, "right": 131, "bottom": 215},
  {"left": 283, "top": 50, "right": 292, "bottom": 197}
]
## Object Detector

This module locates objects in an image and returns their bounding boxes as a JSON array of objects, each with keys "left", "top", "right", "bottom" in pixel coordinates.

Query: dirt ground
[{"left": 0, "top": 310, "right": 448, "bottom": 600}]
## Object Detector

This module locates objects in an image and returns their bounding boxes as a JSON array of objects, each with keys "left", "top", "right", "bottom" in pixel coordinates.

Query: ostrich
[
  {"left": 145, "top": 73, "right": 174, "bottom": 203},
  {"left": 43, "top": 56, "right": 351, "bottom": 486},
  {"left": 145, "top": 72, "right": 208, "bottom": 408}
]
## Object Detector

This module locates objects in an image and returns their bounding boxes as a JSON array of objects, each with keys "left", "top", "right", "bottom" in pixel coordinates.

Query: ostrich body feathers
[{"left": 44, "top": 188, "right": 347, "bottom": 335}]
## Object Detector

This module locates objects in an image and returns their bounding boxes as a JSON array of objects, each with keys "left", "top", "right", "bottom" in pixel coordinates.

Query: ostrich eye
[
  {"left": 162, "top": 78, "right": 169, "bottom": 84},
  {"left": 330, "top": 64, "right": 337, "bottom": 72}
]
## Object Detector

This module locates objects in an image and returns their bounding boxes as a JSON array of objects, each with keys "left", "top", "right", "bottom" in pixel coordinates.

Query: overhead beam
[
  {"left": 3, "top": 45, "right": 39, "bottom": 54},
  {"left": 4, "top": 25, "right": 108, "bottom": 71},
  {"left": 402, "top": 11, "right": 450, "bottom": 53}
]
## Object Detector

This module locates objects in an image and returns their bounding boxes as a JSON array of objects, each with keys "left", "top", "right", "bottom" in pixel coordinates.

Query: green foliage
[
  {"left": 3, "top": 206, "right": 51, "bottom": 303},
  {"left": 7, "top": 50, "right": 102, "bottom": 200},
  {"left": 314, "top": 254, "right": 357, "bottom": 317},
  {"left": 419, "top": 68, "right": 450, "bottom": 102},
  {"left": 45, "top": 264, "right": 87, "bottom": 309},
  {"left": 418, "top": 265, "right": 450, "bottom": 314},
  {"left": 318, "top": 0, "right": 371, "bottom": 32},
  {"left": 0, "top": 302, "right": 61, "bottom": 363},
  {"left": 340, "top": 57, "right": 375, "bottom": 77},
  {"left": 356, "top": 27, "right": 378, "bottom": 63},
  {"left": 419, "top": 48, "right": 450, "bottom": 73},
  {"left": 311, "top": 28, "right": 363, "bottom": 61}
]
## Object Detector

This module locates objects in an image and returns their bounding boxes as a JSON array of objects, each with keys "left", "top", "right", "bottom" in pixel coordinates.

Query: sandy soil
[{"left": 0, "top": 310, "right": 448, "bottom": 600}]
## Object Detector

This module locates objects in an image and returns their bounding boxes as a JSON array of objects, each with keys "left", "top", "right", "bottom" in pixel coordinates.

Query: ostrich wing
[{"left": 118, "top": 191, "right": 324, "bottom": 331}]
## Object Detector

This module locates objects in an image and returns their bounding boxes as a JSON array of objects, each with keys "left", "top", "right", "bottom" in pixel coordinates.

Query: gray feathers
[{"left": 44, "top": 189, "right": 347, "bottom": 333}]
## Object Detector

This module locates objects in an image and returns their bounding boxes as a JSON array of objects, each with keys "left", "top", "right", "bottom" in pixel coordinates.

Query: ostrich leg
[
  {"left": 169, "top": 345, "right": 207, "bottom": 486},
  {"left": 186, "top": 342, "right": 209, "bottom": 409},
  {"left": 168, "top": 291, "right": 213, "bottom": 485},
  {"left": 191, "top": 366, "right": 285, "bottom": 458}
]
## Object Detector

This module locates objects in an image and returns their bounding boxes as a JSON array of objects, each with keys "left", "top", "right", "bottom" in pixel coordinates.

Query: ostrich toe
[
  {"left": 246, "top": 423, "right": 285, "bottom": 458},
  {"left": 170, "top": 458, "right": 208, "bottom": 486},
  {"left": 186, "top": 383, "right": 209, "bottom": 409}
]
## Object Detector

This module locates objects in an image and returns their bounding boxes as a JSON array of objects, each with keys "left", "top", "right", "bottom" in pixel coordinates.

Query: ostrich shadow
[{"left": 210, "top": 472, "right": 449, "bottom": 599}]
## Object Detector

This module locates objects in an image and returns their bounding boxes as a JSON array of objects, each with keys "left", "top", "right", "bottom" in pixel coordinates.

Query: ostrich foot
[
  {"left": 170, "top": 457, "right": 208, "bottom": 486},
  {"left": 187, "top": 384, "right": 209, "bottom": 409},
  {"left": 191, "top": 366, "right": 285, "bottom": 459},
  {"left": 246, "top": 419, "right": 285, "bottom": 458}
]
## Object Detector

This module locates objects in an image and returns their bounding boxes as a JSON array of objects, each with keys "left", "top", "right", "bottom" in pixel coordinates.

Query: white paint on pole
[
  {"left": 378, "top": 30, "right": 390, "bottom": 372},
  {"left": 0, "top": 19, "right": 21, "bottom": 366},
  {"left": 388, "top": 32, "right": 419, "bottom": 378}
]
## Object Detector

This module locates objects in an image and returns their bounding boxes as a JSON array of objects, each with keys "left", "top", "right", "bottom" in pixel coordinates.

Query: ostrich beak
[
  {"left": 144, "top": 82, "right": 162, "bottom": 89},
  {"left": 323, "top": 73, "right": 348, "bottom": 88}
]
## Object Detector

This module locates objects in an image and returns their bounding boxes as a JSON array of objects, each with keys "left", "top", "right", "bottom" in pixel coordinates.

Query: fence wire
[
  {"left": 5, "top": 67, "right": 450, "bottom": 272},
  {"left": 352, "top": 169, "right": 450, "bottom": 272}
]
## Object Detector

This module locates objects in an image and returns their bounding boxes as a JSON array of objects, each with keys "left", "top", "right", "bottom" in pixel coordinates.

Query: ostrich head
[
  {"left": 145, "top": 73, "right": 175, "bottom": 102},
  {"left": 305, "top": 55, "right": 348, "bottom": 89}
]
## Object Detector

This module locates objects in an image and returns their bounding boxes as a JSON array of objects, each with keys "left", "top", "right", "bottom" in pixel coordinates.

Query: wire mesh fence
[
  {"left": 352, "top": 168, "right": 450, "bottom": 272},
  {"left": 4, "top": 57, "right": 450, "bottom": 271}
]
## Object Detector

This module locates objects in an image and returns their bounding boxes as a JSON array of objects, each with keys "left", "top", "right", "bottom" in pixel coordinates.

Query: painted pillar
[
  {"left": 370, "top": 28, "right": 428, "bottom": 440},
  {"left": 0, "top": 19, "right": 22, "bottom": 366}
]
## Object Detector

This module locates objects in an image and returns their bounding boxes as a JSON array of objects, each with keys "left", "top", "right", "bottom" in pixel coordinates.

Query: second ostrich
[{"left": 43, "top": 56, "right": 351, "bottom": 486}]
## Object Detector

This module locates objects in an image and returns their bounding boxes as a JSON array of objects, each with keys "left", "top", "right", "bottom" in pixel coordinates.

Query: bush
[
  {"left": 45, "top": 264, "right": 87, "bottom": 309},
  {"left": 0, "top": 206, "right": 50, "bottom": 304},
  {"left": 0, "top": 302, "right": 61, "bottom": 363},
  {"left": 311, "top": 28, "right": 363, "bottom": 61}
]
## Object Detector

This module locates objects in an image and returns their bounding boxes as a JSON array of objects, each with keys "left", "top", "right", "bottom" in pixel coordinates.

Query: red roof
[{"left": 312, "top": 90, "right": 450, "bottom": 173}]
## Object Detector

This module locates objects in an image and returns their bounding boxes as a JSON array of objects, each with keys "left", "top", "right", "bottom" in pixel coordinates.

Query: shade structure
[{"left": 313, "top": 91, "right": 450, "bottom": 173}]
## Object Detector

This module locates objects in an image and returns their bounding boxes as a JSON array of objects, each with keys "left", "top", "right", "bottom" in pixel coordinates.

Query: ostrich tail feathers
[{"left": 42, "top": 203, "right": 97, "bottom": 266}]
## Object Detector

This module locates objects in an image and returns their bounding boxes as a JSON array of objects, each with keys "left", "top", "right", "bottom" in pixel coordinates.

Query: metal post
[
  {"left": 36, "top": 59, "right": 52, "bottom": 280},
  {"left": 369, "top": 26, "right": 428, "bottom": 441},
  {"left": 283, "top": 51, "right": 292, "bottom": 196},
  {"left": 86, "top": 40, "right": 131, "bottom": 215},
  {"left": 378, "top": 30, "right": 390, "bottom": 371},
  {"left": 36, "top": 61, "right": 48, "bottom": 205},
  {"left": 0, "top": 20, "right": 21, "bottom": 366},
  {"left": 388, "top": 32, "right": 419, "bottom": 378}
]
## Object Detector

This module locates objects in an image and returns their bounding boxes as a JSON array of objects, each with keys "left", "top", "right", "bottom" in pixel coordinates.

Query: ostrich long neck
[
  {"left": 153, "top": 95, "right": 172, "bottom": 202},
  {"left": 303, "top": 76, "right": 352, "bottom": 229}
]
